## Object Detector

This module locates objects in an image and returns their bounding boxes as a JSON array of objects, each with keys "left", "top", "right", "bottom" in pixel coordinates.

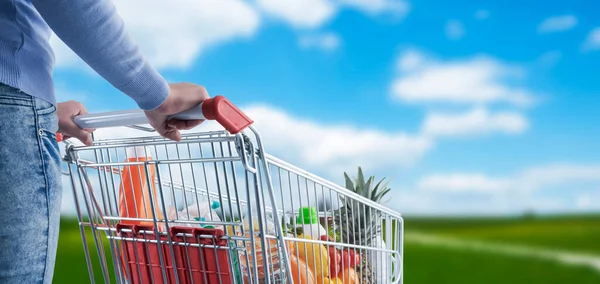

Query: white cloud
[
  {"left": 474, "top": 10, "right": 489, "bottom": 20},
  {"left": 582, "top": 27, "right": 600, "bottom": 52},
  {"left": 422, "top": 107, "right": 528, "bottom": 138},
  {"left": 298, "top": 32, "right": 341, "bottom": 51},
  {"left": 52, "top": 0, "right": 260, "bottom": 69},
  {"left": 418, "top": 174, "right": 511, "bottom": 193},
  {"left": 405, "top": 164, "right": 600, "bottom": 215},
  {"left": 538, "top": 15, "right": 577, "bottom": 34},
  {"left": 575, "top": 191, "right": 600, "bottom": 211},
  {"left": 576, "top": 195, "right": 592, "bottom": 209},
  {"left": 244, "top": 105, "right": 433, "bottom": 175},
  {"left": 519, "top": 164, "right": 600, "bottom": 191},
  {"left": 255, "top": 0, "right": 336, "bottom": 29},
  {"left": 391, "top": 49, "right": 535, "bottom": 107},
  {"left": 339, "top": 0, "right": 409, "bottom": 16},
  {"left": 392, "top": 189, "right": 575, "bottom": 216},
  {"left": 255, "top": 0, "right": 409, "bottom": 29},
  {"left": 416, "top": 164, "right": 600, "bottom": 194},
  {"left": 396, "top": 48, "right": 427, "bottom": 72},
  {"left": 445, "top": 20, "right": 465, "bottom": 40},
  {"left": 52, "top": 0, "right": 412, "bottom": 71}
]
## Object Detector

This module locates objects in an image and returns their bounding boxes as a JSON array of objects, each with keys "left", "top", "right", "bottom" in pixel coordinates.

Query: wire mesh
[{"left": 64, "top": 128, "right": 403, "bottom": 284}]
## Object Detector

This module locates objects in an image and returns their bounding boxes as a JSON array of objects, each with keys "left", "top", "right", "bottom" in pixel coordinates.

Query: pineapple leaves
[
  {"left": 357, "top": 166, "right": 365, "bottom": 190},
  {"left": 344, "top": 167, "right": 393, "bottom": 203},
  {"left": 344, "top": 172, "right": 354, "bottom": 192},
  {"left": 374, "top": 188, "right": 391, "bottom": 203},
  {"left": 360, "top": 176, "right": 372, "bottom": 199},
  {"left": 371, "top": 178, "right": 385, "bottom": 200}
]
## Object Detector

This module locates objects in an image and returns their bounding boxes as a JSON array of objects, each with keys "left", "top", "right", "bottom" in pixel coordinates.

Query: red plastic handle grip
[{"left": 202, "top": 95, "right": 253, "bottom": 134}]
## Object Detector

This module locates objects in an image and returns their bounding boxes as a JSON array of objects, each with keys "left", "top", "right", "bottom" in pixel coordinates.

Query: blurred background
[{"left": 51, "top": 0, "right": 600, "bottom": 283}]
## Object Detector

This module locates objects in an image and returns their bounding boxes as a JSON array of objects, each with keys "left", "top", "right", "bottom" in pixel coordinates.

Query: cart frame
[{"left": 62, "top": 96, "right": 404, "bottom": 284}]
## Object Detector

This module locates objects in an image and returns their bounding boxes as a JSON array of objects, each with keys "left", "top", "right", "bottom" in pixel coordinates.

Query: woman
[{"left": 0, "top": 0, "right": 208, "bottom": 282}]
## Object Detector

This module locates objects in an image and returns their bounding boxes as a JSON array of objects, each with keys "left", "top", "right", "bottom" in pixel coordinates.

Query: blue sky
[{"left": 53, "top": 0, "right": 600, "bottom": 216}]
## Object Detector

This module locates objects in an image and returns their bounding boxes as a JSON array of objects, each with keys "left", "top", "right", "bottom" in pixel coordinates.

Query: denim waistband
[
  {"left": 0, "top": 83, "right": 33, "bottom": 99},
  {"left": 0, "top": 83, "right": 55, "bottom": 115}
]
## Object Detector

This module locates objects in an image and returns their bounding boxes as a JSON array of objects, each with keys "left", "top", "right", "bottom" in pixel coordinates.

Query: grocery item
[
  {"left": 370, "top": 235, "right": 389, "bottom": 283},
  {"left": 296, "top": 233, "right": 330, "bottom": 278},
  {"left": 238, "top": 213, "right": 282, "bottom": 283},
  {"left": 116, "top": 146, "right": 163, "bottom": 280},
  {"left": 184, "top": 200, "right": 222, "bottom": 228},
  {"left": 297, "top": 207, "right": 328, "bottom": 240},
  {"left": 340, "top": 249, "right": 359, "bottom": 268},
  {"left": 160, "top": 200, "right": 223, "bottom": 231},
  {"left": 337, "top": 267, "right": 358, "bottom": 284},
  {"left": 319, "top": 235, "right": 335, "bottom": 242},
  {"left": 327, "top": 246, "right": 341, "bottom": 276},
  {"left": 329, "top": 263, "right": 341, "bottom": 279},
  {"left": 316, "top": 276, "right": 334, "bottom": 284},
  {"left": 290, "top": 254, "right": 315, "bottom": 284},
  {"left": 217, "top": 201, "right": 245, "bottom": 222},
  {"left": 319, "top": 215, "right": 340, "bottom": 242},
  {"left": 334, "top": 167, "right": 392, "bottom": 284},
  {"left": 118, "top": 146, "right": 163, "bottom": 226}
]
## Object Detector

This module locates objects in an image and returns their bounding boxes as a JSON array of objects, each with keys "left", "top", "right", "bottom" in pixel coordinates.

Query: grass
[
  {"left": 405, "top": 242, "right": 600, "bottom": 284},
  {"left": 54, "top": 214, "right": 600, "bottom": 283},
  {"left": 54, "top": 219, "right": 116, "bottom": 283},
  {"left": 405, "top": 214, "right": 600, "bottom": 255}
]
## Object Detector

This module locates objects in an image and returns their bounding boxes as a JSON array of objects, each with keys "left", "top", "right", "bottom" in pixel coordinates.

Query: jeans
[{"left": 0, "top": 83, "right": 62, "bottom": 284}]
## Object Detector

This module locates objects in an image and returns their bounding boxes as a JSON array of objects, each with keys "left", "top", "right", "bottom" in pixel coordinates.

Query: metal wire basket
[{"left": 62, "top": 95, "right": 403, "bottom": 284}]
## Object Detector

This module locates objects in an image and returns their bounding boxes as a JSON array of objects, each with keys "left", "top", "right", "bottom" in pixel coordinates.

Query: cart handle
[{"left": 57, "top": 95, "right": 253, "bottom": 141}]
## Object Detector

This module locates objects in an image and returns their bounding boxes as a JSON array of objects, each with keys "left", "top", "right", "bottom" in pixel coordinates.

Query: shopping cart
[{"left": 61, "top": 95, "right": 403, "bottom": 284}]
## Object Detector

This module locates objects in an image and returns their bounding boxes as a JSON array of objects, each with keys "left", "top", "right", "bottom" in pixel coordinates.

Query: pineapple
[{"left": 333, "top": 167, "right": 391, "bottom": 284}]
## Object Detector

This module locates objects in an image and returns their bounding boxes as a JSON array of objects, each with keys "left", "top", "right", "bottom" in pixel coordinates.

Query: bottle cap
[
  {"left": 297, "top": 207, "right": 318, "bottom": 225},
  {"left": 211, "top": 201, "right": 220, "bottom": 209},
  {"left": 196, "top": 217, "right": 215, "bottom": 229}
]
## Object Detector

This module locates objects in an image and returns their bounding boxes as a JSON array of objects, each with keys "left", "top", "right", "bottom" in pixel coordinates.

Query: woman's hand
[
  {"left": 144, "top": 83, "right": 210, "bottom": 141},
  {"left": 57, "top": 101, "right": 95, "bottom": 146}
]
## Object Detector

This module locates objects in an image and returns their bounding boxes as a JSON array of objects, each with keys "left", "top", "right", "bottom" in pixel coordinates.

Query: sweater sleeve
[{"left": 31, "top": 0, "right": 169, "bottom": 110}]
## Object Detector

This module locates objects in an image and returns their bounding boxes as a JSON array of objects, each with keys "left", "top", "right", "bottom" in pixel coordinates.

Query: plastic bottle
[
  {"left": 371, "top": 235, "right": 389, "bottom": 283},
  {"left": 117, "top": 146, "right": 162, "bottom": 279},
  {"left": 187, "top": 200, "right": 222, "bottom": 229},
  {"left": 296, "top": 207, "right": 327, "bottom": 240},
  {"left": 118, "top": 146, "right": 163, "bottom": 226},
  {"left": 238, "top": 209, "right": 282, "bottom": 283},
  {"left": 163, "top": 200, "right": 223, "bottom": 230}
]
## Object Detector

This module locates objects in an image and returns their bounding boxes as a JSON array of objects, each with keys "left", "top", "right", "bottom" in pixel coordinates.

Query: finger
[
  {"left": 156, "top": 123, "right": 181, "bottom": 142},
  {"left": 182, "top": 119, "right": 204, "bottom": 130},
  {"left": 76, "top": 129, "right": 93, "bottom": 146},
  {"left": 162, "top": 129, "right": 181, "bottom": 142},
  {"left": 84, "top": 128, "right": 96, "bottom": 133},
  {"left": 167, "top": 119, "right": 204, "bottom": 130}
]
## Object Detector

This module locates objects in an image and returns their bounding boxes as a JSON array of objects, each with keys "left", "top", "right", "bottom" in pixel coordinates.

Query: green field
[
  {"left": 404, "top": 214, "right": 600, "bottom": 283},
  {"left": 54, "top": 214, "right": 600, "bottom": 283},
  {"left": 407, "top": 214, "right": 600, "bottom": 255}
]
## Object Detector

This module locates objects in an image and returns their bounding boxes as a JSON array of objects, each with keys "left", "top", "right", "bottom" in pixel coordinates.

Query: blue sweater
[{"left": 0, "top": 0, "right": 169, "bottom": 110}]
